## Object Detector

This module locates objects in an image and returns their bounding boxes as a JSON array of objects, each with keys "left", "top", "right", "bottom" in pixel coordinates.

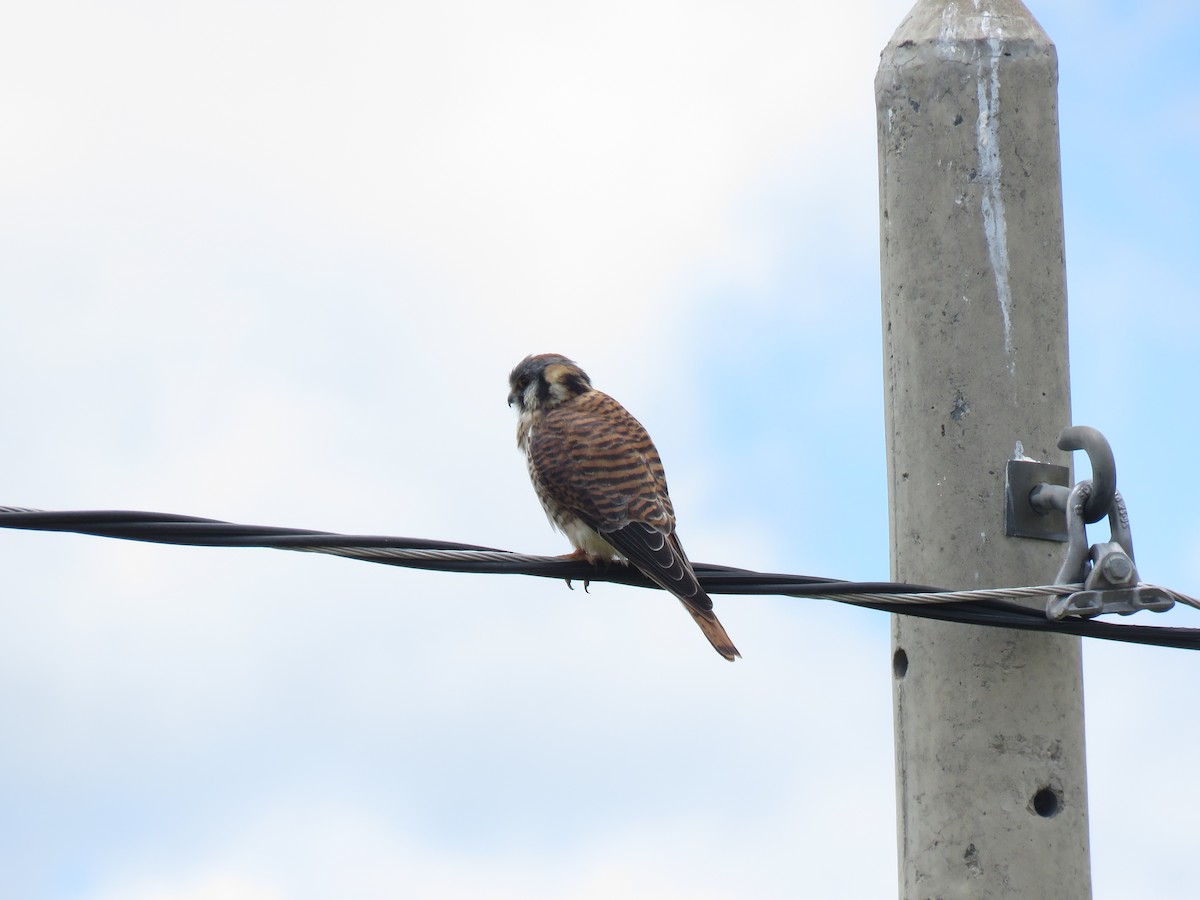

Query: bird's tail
[{"left": 684, "top": 605, "right": 741, "bottom": 661}]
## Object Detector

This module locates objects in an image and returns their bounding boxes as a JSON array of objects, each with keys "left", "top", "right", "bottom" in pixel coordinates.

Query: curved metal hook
[{"left": 1057, "top": 426, "right": 1116, "bottom": 525}]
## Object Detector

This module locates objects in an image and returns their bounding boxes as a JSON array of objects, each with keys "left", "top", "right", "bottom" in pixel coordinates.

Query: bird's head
[{"left": 507, "top": 353, "right": 593, "bottom": 413}]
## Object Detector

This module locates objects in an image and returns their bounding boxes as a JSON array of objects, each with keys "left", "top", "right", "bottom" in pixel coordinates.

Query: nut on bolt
[{"left": 1099, "top": 552, "right": 1134, "bottom": 585}]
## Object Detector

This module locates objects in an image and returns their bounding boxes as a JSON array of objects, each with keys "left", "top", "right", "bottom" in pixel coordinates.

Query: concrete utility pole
[{"left": 876, "top": 1, "right": 1091, "bottom": 897}]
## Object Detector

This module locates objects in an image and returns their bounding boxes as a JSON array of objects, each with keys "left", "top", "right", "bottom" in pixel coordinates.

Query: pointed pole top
[{"left": 885, "top": 0, "right": 1051, "bottom": 51}]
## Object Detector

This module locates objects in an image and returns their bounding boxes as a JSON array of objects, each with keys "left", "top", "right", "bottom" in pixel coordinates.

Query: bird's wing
[{"left": 601, "top": 523, "right": 712, "bottom": 612}]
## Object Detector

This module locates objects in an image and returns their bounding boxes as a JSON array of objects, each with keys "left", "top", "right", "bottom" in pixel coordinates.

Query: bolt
[{"left": 1100, "top": 552, "right": 1134, "bottom": 585}]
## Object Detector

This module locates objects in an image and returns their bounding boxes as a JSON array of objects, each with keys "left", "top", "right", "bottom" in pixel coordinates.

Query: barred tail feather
[{"left": 684, "top": 605, "right": 741, "bottom": 661}]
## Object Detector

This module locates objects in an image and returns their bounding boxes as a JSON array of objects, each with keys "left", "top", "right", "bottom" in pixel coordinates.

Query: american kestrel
[{"left": 507, "top": 353, "right": 740, "bottom": 661}]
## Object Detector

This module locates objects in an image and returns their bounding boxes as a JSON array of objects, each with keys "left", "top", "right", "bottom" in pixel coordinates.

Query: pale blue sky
[{"left": 1, "top": 1, "right": 1197, "bottom": 898}]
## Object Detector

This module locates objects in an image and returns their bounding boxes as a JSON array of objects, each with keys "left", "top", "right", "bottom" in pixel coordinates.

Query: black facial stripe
[{"left": 562, "top": 372, "right": 589, "bottom": 395}]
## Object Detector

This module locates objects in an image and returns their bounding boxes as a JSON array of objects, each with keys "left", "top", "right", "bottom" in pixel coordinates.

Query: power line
[{"left": 2, "top": 506, "right": 1198, "bottom": 650}]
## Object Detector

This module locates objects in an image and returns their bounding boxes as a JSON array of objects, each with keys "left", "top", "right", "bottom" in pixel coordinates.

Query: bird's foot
[{"left": 561, "top": 548, "right": 596, "bottom": 593}]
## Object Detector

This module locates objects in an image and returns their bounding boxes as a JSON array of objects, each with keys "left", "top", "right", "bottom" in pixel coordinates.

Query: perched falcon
[{"left": 507, "top": 353, "right": 740, "bottom": 661}]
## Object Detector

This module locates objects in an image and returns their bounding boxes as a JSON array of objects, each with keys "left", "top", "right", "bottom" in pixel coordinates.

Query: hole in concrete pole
[
  {"left": 1032, "top": 786, "right": 1061, "bottom": 818},
  {"left": 893, "top": 648, "right": 908, "bottom": 678}
]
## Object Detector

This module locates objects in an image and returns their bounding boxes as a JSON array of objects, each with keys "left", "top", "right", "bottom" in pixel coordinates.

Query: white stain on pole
[
  {"left": 937, "top": 3, "right": 1016, "bottom": 367},
  {"left": 976, "top": 36, "right": 1014, "bottom": 367}
]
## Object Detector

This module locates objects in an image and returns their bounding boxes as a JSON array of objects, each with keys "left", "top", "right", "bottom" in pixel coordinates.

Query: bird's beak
[{"left": 506, "top": 389, "right": 517, "bottom": 408}]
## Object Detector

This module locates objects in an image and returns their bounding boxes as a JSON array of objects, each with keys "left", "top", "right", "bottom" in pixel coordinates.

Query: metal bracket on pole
[
  {"left": 1005, "top": 458, "right": 1069, "bottom": 541},
  {"left": 1024, "top": 427, "right": 1176, "bottom": 620}
]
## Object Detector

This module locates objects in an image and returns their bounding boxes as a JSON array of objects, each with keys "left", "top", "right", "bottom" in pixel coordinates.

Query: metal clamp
[{"left": 1044, "top": 460, "right": 1174, "bottom": 621}]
